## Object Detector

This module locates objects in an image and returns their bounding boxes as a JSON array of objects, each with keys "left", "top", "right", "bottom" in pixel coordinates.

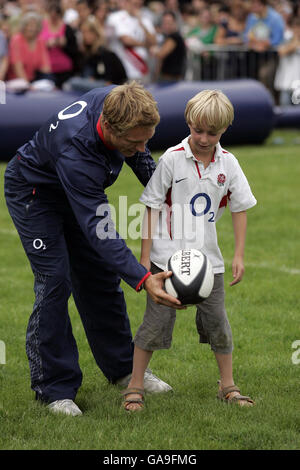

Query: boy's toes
[
  {"left": 124, "top": 399, "right": 144, "bottom": 412},
  {"left": 121, "top": 388, "right": 145, "bottom": 412}
]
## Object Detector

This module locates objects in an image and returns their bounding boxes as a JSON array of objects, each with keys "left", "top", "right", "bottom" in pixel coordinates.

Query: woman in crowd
[
  {"left": 185, "top": 6, "right": 217, "bottom": 47},
  {"left": 214, "top": 0, "right": 249, "bottom": 78},
  {"left": 65, "top": 15, "right": 127, "bottom": 91},
  {"left": 151, "top": 10, "right": 186, "bottom": 82},
  {"left": 7, "top": 11, "right": 51, "bottom": 83},
  {"left": 40, "top": 0, "right": 78, "bottom": 88},
  {"left": 214, "top": 0, "right": 248, "bottom": 46},
  {"left": 185, "top": 6, "right": 218, "bottom": 79}
]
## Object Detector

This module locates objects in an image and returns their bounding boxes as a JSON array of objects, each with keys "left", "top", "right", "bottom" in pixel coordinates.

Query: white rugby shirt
[{"left": 140, "top": 136, "right": 257, "bottom": 273}]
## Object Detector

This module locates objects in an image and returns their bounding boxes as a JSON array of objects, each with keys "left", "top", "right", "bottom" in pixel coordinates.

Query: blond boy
[{"left": 122, "top": 90, "right": 257, "bottom": 411}]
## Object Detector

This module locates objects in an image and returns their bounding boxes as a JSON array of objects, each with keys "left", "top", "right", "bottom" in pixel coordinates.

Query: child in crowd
[{"left": 122, "top": 89, "right": 257, "bottom": 411}]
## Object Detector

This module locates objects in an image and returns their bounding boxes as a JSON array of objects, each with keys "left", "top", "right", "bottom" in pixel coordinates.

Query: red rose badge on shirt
[{"left": 217, "top": 173, "right": 226, "bottom": 187}]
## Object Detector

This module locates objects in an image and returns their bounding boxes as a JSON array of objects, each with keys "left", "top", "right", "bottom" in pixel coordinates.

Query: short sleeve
[
  {"left": 139, "top": 155, "right": 173, "bottom": 209},
  {"left": 228, "top": 157, "right": 257, "bottom": 212}
]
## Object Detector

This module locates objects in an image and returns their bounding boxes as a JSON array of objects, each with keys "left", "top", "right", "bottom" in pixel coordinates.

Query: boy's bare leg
[
  {"left": 214, "top": 352, "right": 253, "bottom": 406},
  {"left": 125, "top": 345, "right": 153, "bottom": 411},
  {"left": 214, "top": 352, "right": 235, "bottom": 389}
]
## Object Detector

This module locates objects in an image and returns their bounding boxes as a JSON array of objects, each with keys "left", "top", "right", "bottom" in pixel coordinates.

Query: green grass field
[{"left": 0, "top": 129, "right": 299, "bottom": 451}]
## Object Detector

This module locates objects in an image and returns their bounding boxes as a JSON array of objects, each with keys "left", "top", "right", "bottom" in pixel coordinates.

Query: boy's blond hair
[
  {"left": 184, "top": 89, "right": 234, "bottom": 132},
  {"left": 102, "top": 81, "right": 160, "bottom": 136}
]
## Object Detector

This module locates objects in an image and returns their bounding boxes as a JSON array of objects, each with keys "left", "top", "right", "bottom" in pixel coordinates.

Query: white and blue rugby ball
[{"left": 165, "top": 249, "right": 214, "bottom": 305}]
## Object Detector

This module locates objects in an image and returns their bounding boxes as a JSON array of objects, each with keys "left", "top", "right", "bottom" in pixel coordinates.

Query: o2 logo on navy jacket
[
  {"left": 190, "top": 193, "right": 215, "bottom": 222},
  {"left": 49, "top": 101, "right": 88, "bottom": 132}
]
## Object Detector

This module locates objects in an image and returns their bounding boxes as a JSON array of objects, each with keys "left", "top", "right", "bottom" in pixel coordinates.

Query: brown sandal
[
  {"left": 121, "top": 388, "right": 145, "bottom": 412},
  {"left": 217, "top": 382, "right": 255, "bottom": 406}
]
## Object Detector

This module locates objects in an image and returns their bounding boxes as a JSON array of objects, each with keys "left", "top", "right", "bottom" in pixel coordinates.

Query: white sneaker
[
  {"left": 47, "top": 399, "right": 82, "bottom": 416},
  {"left": 116, "top": 368, "right": 173, "bottom": 393}
]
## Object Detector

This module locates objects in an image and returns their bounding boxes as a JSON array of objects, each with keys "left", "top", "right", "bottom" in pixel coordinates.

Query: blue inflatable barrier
[
  {"left": 273, "top": 105, "right": 300, "bottom": 128},
  {"left": 0, "top": 79, "right": 298, "bottom": 161}
]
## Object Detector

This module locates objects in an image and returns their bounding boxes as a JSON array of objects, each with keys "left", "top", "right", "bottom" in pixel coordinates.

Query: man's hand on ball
[{"left": 144, "top": 271, "right": 186, "bottom": 309}]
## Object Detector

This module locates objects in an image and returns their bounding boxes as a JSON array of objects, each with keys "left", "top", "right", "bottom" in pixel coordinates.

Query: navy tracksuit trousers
[{"left": 4, "top": 157, "right": 134, "bottom": 403}]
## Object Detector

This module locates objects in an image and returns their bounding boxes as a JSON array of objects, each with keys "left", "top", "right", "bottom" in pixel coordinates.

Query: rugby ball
[{"left": 165, "top": 249, "right": 214, "bottom": 305}]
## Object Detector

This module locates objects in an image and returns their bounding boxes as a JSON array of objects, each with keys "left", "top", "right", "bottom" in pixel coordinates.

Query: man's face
[{"left": 110, "top": 126, "right": 155, "bottom": 157}]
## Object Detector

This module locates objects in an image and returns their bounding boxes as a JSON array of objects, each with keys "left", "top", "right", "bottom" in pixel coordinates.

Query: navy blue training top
[{"left": 16, "top": 86, "right": 156, "bottom": 290}]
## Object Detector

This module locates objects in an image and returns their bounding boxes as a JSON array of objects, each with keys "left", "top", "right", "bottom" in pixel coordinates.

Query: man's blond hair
[
  {"left": 102, "top": 81, "right": 160, "bottom": 135},
  {"left": 184, "top": 89, "right": 234, "bottom": 132}
]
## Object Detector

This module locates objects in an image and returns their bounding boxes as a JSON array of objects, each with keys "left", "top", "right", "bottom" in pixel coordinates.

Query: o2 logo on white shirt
[
  {"left": 49, "top": 101, "right": 88, "bottom": 132},
  {"left": 190, "top": 193, "right": 215, "bottom": 222}
]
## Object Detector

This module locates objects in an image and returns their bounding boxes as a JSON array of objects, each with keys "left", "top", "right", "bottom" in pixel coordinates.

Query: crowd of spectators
[{"left": 0, "top": 0, "right": 300, "bottom": 104}]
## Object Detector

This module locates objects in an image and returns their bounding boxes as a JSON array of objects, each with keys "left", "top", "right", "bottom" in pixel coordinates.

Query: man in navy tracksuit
[{"left": 4, "top": 82, "right": 181, "bottom": 416}]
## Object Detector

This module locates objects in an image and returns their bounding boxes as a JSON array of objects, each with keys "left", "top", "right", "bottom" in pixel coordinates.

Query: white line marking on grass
[{"left": 279, "top": 267, "right": 300, "bottom": 275}]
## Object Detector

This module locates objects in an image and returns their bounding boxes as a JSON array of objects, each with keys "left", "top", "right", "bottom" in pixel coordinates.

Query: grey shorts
[{"left": 134, "top": 263, "right": 233, "bottom": 354}]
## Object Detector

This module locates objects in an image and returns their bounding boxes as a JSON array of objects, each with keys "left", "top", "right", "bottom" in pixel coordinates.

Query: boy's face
[{"left": 188, "top": 122, "right": 226, "bottom": 159}]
